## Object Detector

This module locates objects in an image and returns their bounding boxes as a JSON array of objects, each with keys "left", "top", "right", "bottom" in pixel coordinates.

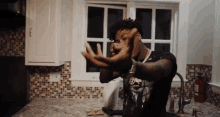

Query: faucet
[{"left": 176, "top": 72, "right": 193, "bottom": 114}]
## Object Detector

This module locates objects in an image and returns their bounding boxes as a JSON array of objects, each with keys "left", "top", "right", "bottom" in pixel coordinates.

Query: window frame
[
  {"left": 82, "top": 3, "right": 127, "bottom": 80},
  {"left": 135, "top": 5, "right": 175, "bottom": 52},
  {"left": 77, "top": 1, "right": 179, "bottom": 81}
]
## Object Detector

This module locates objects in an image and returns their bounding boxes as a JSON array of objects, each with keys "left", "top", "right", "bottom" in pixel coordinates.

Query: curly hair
[{"left": 109, "top": 18, "right": 143, "bottom": 42}]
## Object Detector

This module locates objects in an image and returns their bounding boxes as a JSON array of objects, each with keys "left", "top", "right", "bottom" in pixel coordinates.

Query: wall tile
[{"left": 0, "top": 27, "right": 25, "bottom": 57}]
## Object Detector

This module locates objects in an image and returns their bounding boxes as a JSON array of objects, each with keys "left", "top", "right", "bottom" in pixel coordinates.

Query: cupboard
[{"left": 25, "top": 0, "right": 72, "bottom": 66}]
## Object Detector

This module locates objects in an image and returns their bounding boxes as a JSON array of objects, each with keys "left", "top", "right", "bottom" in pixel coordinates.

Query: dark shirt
[{"left": 123, "top": 51, "right": 177, "bottom": 117}]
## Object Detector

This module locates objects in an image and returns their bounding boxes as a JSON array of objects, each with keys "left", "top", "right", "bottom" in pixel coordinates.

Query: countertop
[{"left": 12, "top": 98, "right": 220, "bottom": 117}]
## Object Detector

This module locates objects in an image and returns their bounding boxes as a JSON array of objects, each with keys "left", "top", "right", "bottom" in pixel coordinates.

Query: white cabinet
[{"left": 25, "top": 0, "right": 72, "bottom": 66}]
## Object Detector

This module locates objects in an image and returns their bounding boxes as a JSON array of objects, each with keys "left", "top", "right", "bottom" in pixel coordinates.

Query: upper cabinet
[{"left": 25, "top": 0, "right": 72, "bottom": 66}]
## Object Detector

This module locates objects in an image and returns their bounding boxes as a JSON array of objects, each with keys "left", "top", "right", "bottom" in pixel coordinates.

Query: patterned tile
[
  {"left": 0, "top": 27, "right": 25, "bottom": 57},
  {"left": 28, "top": 61, "right": 104, "bottom": 101}
]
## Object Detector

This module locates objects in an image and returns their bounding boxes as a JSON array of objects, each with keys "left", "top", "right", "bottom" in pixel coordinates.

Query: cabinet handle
[{"left": 29, "top": 28, "right": 32, "bottom": 37}]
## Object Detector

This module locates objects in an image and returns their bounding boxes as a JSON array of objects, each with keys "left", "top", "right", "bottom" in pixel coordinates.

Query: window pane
[
  {"left": 106, "top": 42, "right": 112, "bottom": 57},
  {"left": 87, "top": 7, "right": 104, "bottom": 38},
  {"left": 107, "top": 8, "right": 123, "bottom": 38},
  {"left": 155, "top": 43, "right": 170, "bottom": 52},
  {"left": 143, "top": 43, "right": 151, "bottom": 49},
  {"left": 136, "top": 8, "right": 152, "bottom": 39},
  {"left": 155, "top": 9, "right": 171, "bottom": 40},
  {"left": 86, "top": 42, "right": 103, "bottom": 72}
]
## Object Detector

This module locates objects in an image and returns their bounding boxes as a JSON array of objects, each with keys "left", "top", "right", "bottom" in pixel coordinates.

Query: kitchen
[{"left": 0, "top": 0, "right": 220, "bottom": 117}]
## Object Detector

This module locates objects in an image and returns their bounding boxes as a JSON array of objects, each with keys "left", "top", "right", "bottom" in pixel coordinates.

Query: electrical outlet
[{"left": 49, "top": 72, "right": 60, "bottom": 82}]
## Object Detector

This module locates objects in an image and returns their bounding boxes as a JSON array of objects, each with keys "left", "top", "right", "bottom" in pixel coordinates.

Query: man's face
[{"left": 115, "top": 29, "right": 141, "bottom": 58}]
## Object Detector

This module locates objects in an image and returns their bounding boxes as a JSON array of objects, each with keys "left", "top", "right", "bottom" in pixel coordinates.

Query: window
[
  {"left": 85, "top": 4, "right": 126, "bottom": 74},
  {"left": 82, "top": 1, "right": 178, "bottom": 80},
  {"left": 135, "top": 5, "right": 174, "bottom": 53}
]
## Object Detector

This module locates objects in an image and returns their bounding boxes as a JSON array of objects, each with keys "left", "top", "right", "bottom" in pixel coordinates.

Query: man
[{"left": 81, "top": 18, "right": 177, "bottom": 117}]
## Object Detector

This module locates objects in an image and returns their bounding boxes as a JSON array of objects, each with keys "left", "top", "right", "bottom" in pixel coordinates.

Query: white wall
[
  {"left": 212, "top": 0, "right": 220, "bottom": 85},
  {"left": 186, "top": 0, "right": 215, "bottom": 65},
  {"left": 71, "top": 0, "right": 86, "bottom": 78}
]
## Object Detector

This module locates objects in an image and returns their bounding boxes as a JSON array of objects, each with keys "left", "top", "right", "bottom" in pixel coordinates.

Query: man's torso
[{"left": 122, "top": 51, "right": 177, "bottom": 117}]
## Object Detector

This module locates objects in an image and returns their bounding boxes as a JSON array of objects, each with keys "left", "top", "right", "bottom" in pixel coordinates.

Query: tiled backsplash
[
  {"left": 28, "top": 62, "right": 103, "bottom": 100},
  {"left": 0, "top": 27, "right": 219, "bottom": 108},
  {"left": 0, "top": 27, "right": 25, "bottom": 57}
]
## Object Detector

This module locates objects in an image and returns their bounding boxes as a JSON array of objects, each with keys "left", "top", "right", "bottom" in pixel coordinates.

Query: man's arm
[
  {"left": 99, "top": 68, "right": 121, "bottom": 83},
  {"left": 133, "top": 58, "right": 173, "bottom": 82}
]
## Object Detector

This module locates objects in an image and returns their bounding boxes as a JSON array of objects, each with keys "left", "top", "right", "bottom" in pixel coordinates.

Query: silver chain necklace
[{"left": 142, "top": 48, "right": 152, "bottom": 63}]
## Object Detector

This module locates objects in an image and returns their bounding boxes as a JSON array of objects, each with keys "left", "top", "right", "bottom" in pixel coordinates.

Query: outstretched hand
[{"left": 81, "top": 28, "right": 138, "bottom": 71}]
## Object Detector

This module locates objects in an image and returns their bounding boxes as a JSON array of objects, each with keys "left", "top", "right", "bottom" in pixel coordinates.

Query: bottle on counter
[
  {"left": 169, "top": 97, "right": 175, "bottom": 113},
  {"left": 194, "top": 73, "right": 205, "bottom": 103},
  {"left": 169, "top": 92, "right": 176, "bottom": 113}
]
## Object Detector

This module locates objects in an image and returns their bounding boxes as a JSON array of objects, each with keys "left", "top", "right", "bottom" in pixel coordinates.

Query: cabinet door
[{"left": 27, "top": 0, "right": 57, "bottom": 63}]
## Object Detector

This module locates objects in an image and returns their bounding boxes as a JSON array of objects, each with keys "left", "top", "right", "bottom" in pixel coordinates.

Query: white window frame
[
  {"left": 135, "top": 5, "right": 175, "bottom": 52},
  {"left": 71, "top": 0, "right": 180, "bottom": 82},
  {"left": 82, "top": 4, "right": 127, "bottom": 81}
]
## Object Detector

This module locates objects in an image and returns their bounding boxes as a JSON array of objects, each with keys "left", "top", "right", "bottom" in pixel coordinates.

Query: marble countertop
[
  {"left": 165, "top": 98, "right": 220, "bottom": 117},
  {"left": 12, "top": 98, "right": 220, "bottom": 117}
]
